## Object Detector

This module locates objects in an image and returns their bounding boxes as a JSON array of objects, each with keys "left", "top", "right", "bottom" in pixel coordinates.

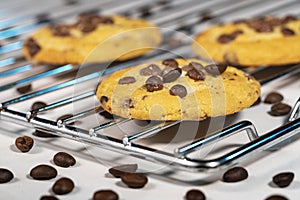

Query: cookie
[
  {"left": 96, "top": 58, "right": 260, "bottom": 120},
  {"left": 22, "top": 14, "right": 161, "bottom": 64},
  {"left": 192, "top": 15, "right": 300, "bottom": 67}
]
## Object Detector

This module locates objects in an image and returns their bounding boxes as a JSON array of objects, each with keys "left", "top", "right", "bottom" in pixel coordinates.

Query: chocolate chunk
[
  {"left": 121, "top": 173, "right": 148, "bottom": 188},
  {"left": 185, "top": 189, "right": 206, "bottom": 200},
  {"left": 186, "top": 68, "right": 205, "bottom": 81},
  {"left": 123, "top": 98, "right": 134, "bottom": 108},
  {"left": 140, "top": 64, "right": 161, "bottom": 76},
  {"left": 269, "top": 103, "right": 291, "bottom": 116},
  {"left": 272, "top": 172, "right": 294, "bottom": 188},
  {"left": 100, "top": 96, "right": 109, "bottom": 103},
  {"left": 93, "top": 190, "right": 119, "bottom": 200},
  {"left": 50, "top": 24, "right": 70, "bottom": 36},
  {"left": 40, "top": 195, "right": 59, "bottom": 200},
  {"left": 162, "top": 68, "right": 182, "bottom": 83},
  {"left": 189, "top": 62, "right": 204, "bottom": 71},
  {"left": 145, "top": 76, "right": 163, "bottom": 92},
  {"left": 31, "top": 101, "right": 47, "bottom": 110},
  {"left": 169, "top": 84, "right": 187, "bottom": 98},
  {"left": 281, "top": 27, "right": 295, "bottom": 36},
  {"left": 205, "top": 64, "right": 227, "bottom": 76},
  {"left": 53, "top": 152, "right": 76, "bottom": 168},
  {"left": 33, "top": 130, "right": 58, "bottom": 138},
  {"left": 76, "top": 14, "right": 113, "bottom": 33},
  {"left": 52, "top": 177, "right": 75, "bottom": 195},
  {"left": 264, "top": 92, "right": 283, "bottom": 104},
  {"left": 15, "top": 135, "right": 34, "bottom": 153},
  {"left": 16, "top": 84, "right": 32, "bottom": 94},
  {"left": 30, "top": 164, "right": 57, "bottom": 180},
  {"left": 109, "top": 164, "right": 138, "bottom": 178},
  {"left": 118, "top": 76, "right": 136, "bottom": 85},
  {"left": 265, "top": 195, "right": 288, "bottom": 200},
  {"left": 217, "top": 34, "right": 235, "bottom": 44},
  {"left": 162, "top": 59, "right": 179, "bottom": 68},
  {"left": 25, "top": 38, "right": 41, "bottom": 57},
  {"left": 0, "top": 168, "right": 14, "bottom": 183},
  {"left": 222, "top": 166, "right": 248, "bottom": 182}
]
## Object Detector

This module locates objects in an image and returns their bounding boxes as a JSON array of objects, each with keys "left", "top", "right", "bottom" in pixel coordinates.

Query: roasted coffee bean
[
  {"left": 182, "top": 65, "right": 194, "bottom": 72},
  {"left": 281, "top": 27, "right": 295, "bottom": 36},
  {"left": 52, "top": 177, "right": 75, "bottom": 195},
  {"left": 15, "top": 135, "right": 34, "bottom": 153},
  {"left": 109, "top": 164, "right": 138, "bottom": 178},
  {"left": 140, "top": 64, "right": 161, "bottom": 76},
  {"left": 265, "top": 195, "right": 288, "bottom": 200},
  {"left": 145, "top": 76, "right": 163, "bottom": 92},
  {"left": 16, "top": 84, "right": 32, "bottom": 94},
  {"left": 205, "top": 64, "right": 227, "bottom": 76},
  {"left": 31, "top": 101, "right": 47, "bottom": 110},
  {"left": 272, "top": 172, "right": 294, "bottom": 188},
  {"left": 93, "top": 190, "right": 119, "bottom": 200},
  {"left": 169, "top": 84, "right": 187, "bottom": 98},
  {"left": 25, "top": 38, "right": 41, "bottom": 57},
  {"left": 121, "top": 173, "right": 148, "bottom": 188},
  {"left": 185, "top": 189, "right": 206, "bottom": 200},
  {"left": 186, "top": 68, "right": 205, "bottom": 81},
  {"left": 0, "top": 168, "right": 14, "bottom": 183},
  {"left": 53, "top": 152, "right": 76, "bottom": 168},
  {"left": 118, "top": 76, "right": 136, "bottom": 85},
  {"left": 222, "top": 166, "right": 248, "bottom": 182},
  {"left": 162, "top": 59, "right": 178, "bottom": 68},
  {"left": 30, "top": 164, "right": 57, "bottom": 180},
  {"left": 269, "top": 103, "right": 291, "bottom": 116},
  {"left": 33, "top": 130, "right": 58, "bottom": 138},
  {"left": 40, "top": 195, "right": 59, "bottom": 200},
  {"left": 100, "top": 96, "right": 109, "bottom": 103},
  {"left": 50, "top": 24, "right": 70, "bottom": 36},
  {"left": 264, "top": 92, "right": 283, "bottom": 104},
  {"left": 189, "top": 62, "right": 204, "bottom": 71},
  {"left": 162, "top": 68, "right": 182, "bottom": 83}
]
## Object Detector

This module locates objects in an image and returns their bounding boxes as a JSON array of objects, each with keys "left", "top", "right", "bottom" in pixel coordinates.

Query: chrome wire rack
[{"left": 0, "top": 0, "right": 300, "bottom": 179}]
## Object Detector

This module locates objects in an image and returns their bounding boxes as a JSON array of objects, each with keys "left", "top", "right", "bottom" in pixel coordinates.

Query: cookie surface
[
  {"left": 23, "top": 14, "right": 161, "bottom": 64},
  {"left": 192, "top": 15, "right": 300, "bottom": 67},
  {"left": 96, "top": 58, "right": 260, "bottom": 120}
]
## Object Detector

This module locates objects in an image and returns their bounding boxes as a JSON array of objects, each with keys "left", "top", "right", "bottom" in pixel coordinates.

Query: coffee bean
[
  {"left": 145, "top": 76, "right": 163, "bottom": 92},
  {"left": 15, "top": 135, "right": 34, "bottom": 153},
  {"left": 109, "top": 164, "right": 138, "bottom": 178},
  {"left": 52, "top": 177, "right": 75, "bottom": 195},
  {"left": 186, "top": 68, "right": 205, "bottom": 81},
  {"left": 169, "top": 84, "right": 187, "bottom": 98},
  {"left": 121, "top": 173, "right": 148, "bottom": 188},
  {"left": 53, "top": 152, "right": 76, "bottom": 168},
  {"left": 24, "top": 38, "right": 41, "bottom": 57},
  {"left": 93, "top": 190, "right": 119, "bottom": 200},
  {"left": 189, "top": 62, "right": 204, "bottom": 71},
  {"left": 162, "top": 59, "right": 178, "bottom": 68},
  {"left": 265, "top": 195, "right": 288, "bottom": 200},
  {"left": 162, "top": 68, "right": 182, "bottom": 83},
  {"left": 205, "top": 64, "right": 227, "bottom": 76},
  {"left": 31, "top": 101, "right": 47, "bottom": 110},
  {"left": 33, "top": 130, "right": 58, "bottom": 138},
  {"left": 182, "top": 65, "right": 194, "bottom": 72},
  {"left": 30, "top": 164, "right": 57, "bottom": 180},
  {"left": 40, "top": 195, "right": 59, "bottom": 200},
  {"left": 0, "top": 168, "right": 14, "bottom": 183},
  {"left": 140, "top": 64, "right": 161, "bottom": 76},
  {"left": 222, "top": 166, "right": 248, "bottom": 182},
  {"left": 272, "top": 172, "right": 294, "bottom": 188},
  {"left": 118, "top": 76, "right": 136, "bottom": 85},
  {"left": 269, "top": 103, "right": 291, "bottom": 116},
  {"left": 185, "top": 189, "right": 206, "bottom": 200},
  {"left": 281, "top": 27, "right": 295, "bottom": 36},
  {"left": 16, "top": 84, "right": 32, "bottom": 94},
  {"left": 264, "top": 92, "right": 283, "bottom": 104}
]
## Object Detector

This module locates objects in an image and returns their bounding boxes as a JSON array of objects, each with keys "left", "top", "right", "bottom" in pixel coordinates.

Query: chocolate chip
[
  {"left": 140, "top": 64, "right": 161, "bottom": 76},
  {"left": 53, "top": 152, "right": 76, "bottom": 168},
  {"left": 93, "top": 190, "right": 119, "bottom": 200},
  {"left": 269, "top": 103, "right": 291, "bottom": 116},
  {"left": 15, "top": 135, "right": 34, "bottom": 153},
  {"left": 162, "top": 59, "right": 179, "bottom": 68},
  {"left": 169, "top": 84, "right": 187, "bottom": 98},
  {"left": 265, "top": 195, "right": 289, "bottom": 200},
  {"left": 272, "top": 172, "right": 294, "bottom": 188},
  {"left": 33, "top": 130, "right": 58, "bottom": 138},
  {"left": 123, "top": 98, "right": 134, "bottom": 108},
  {"left": 100, "top": 96, "right": 109, "bottom": 103},
  {"left": 145, "top": 76, "right": 163, "bottom": 92},
  {"left": 118, "top": 76, "right": 136, "bottom": 85},
  {"left": 16, "top": 84, "right": 32, "bottom": 94},
  {"left": 40, "top": 195, "right": 59, "bottom": 200},
  {"left": 162, "top": 68, "right": 182, "bottom": 83},
  {"left": 109, "top": 164, "right": 138, "bottom": 178},
  {"left": 121, "top": 173, "right": 148, "bottom": 188},
  {"left": 264, "top": 92, "right": 283, "bottom": 104},
  {"left": 49, "top": 24, "right": 70, "bottom": 36},
  {"left": 0, "top": 168, "right": 14, "bottom": 183},
  {"left": 185, "top": 189, "right": 206, "bottom": 200},
  {"left": 222, "top": 166, "right": 248, "bottom": 182},
  {"left": 30, "top": 164, "right": 57, "bottom": 180},
  {"left": 205, "top": 64, "right": 227, "bottom": 76},
  {"left": 31, "top": 101, "right": 47, "bottom": 110},
  {"left": 76, "top": 14, "right": 113, "bottom": 33},
  {"left": 52, "top": 177, "right": 74, "bottom": 195},
  {"left": 281, "top": 27, "right": 295, "bottom": 36},
  {"left": 217, "top": 34, "right": 235, "bottom": 44},
  {"left": 77, "top": 22, "right": 97, "bottom": 33},
  {"left": 186, "top": 68, "right": 205, "bottom": 81},
  {"left": 25, "top": 38, "right": 41, "bottom": 57},
  {"left": 189, "top": 62, "right": 204, "bottom": 71}
]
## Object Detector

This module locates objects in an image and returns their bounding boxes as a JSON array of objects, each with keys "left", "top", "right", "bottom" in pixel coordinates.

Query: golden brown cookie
[
  {"left": 192, "top": 15, "right": 300, "bottom": 67},
  {"left": 96, "top": 58, "right": 260, "bottom": 120},
  {"left": 23, "top": 14, "right": 161, "bottom": 64}
]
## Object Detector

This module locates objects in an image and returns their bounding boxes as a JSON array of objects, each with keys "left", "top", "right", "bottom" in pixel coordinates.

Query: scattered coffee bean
[
  {"left": 145, "top": 76, "right": 163, "bottom": 92},
  {"left": 30, "top": 164, "right": 57, "bottom": 180},
  {"left": 185, "top": 189, "right": 206, "bottom": 200},
  {"left": 264, "top": 92, "right": 283, "bottom": 104},
  {"left": 162, "top": 68, "right": 182, "bottom": 83},
  {"left": 272, "top": 172, "right": 294, "bottom": 188},
  {"left": 205, "top": 64, "right": 227, "bottom": 76},
  {"left": 93, "top": 190, "right": 119, "bottom": 200},
  {"left": 15, "top": 135, "right": 34, "bottom": 153},
  {"left": 33, "top": 130, "right": 58, "bottom": 138},
  {"left": 222, "top": 166, "right": 248, "bottom": 182},
  {"left": 0, "top": 168, "right": 14, "bottom": 183},
  {"left": 121, "top": 173, "right": 148, "bottom": 188},
  {"left": 186, "top": 68, "right": 205, "bottom": 81},
  {"left": 265, "top": 195, "right": 289, "bottom": 200},
  {"left": 40, "top": 195, "right": 59, "bottom": 200},
  {"left": 16, "top": 84, "right": 32, "bottom": 94},
  {"left": 52, "top": 177, "right": 75, "bottom": 195},
  {"left": 31, "top": 101, "right": 47, "bottom": 110},
  {"left": 189, "top": 62, "right": 204, "bottom": 71},
  {"left": 169, "top": 84, "right": 187, "bottom": 98},
  {"left": 109, "top": 164, "right": 138, "bottom": 178},
  {"left": 269, "top": 103, "right": 291, "bottom": 116},
  {"left": 140, "top": 64, "right": 161, "bottom": 76},
  {"left": 118, "top": 76, "right": 136, "bottom": 85},
  {"left": 53, "top": 152, "right": 76, "bottom": 168},
  {"left": 24, "top": 38, "right": 41, "bottom": 57},
  {"left": 162, "top": 59, "right": 178, "bottom": 68}
]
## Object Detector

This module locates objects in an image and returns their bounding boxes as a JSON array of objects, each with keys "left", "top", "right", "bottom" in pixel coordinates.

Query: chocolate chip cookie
[
  {"left": 192, "top": 15, "right": 300, "bottom": 66},
  {"left": 96, "top": 58, "right": 260, "bottom": 120}
]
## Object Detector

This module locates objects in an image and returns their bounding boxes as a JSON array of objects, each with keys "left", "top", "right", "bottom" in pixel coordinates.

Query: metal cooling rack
[{"left": 0, "top": 0, "right": 300, "bottom": 177}]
